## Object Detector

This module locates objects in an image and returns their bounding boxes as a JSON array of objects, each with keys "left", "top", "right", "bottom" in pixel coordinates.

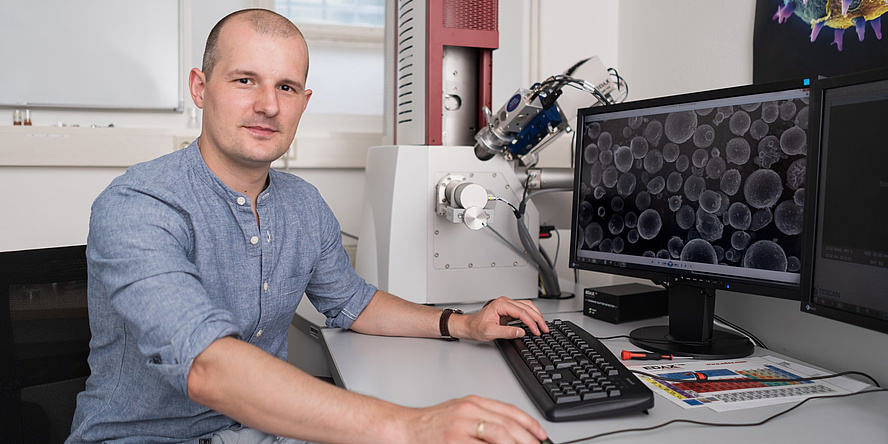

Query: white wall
[{"left": 615, "top": 0, "right": 888, "bottom": 386}]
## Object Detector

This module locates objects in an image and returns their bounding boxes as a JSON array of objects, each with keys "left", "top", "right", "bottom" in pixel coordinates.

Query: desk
[{"left": 321, "top": 311, "right": 888, "bottom": 443}]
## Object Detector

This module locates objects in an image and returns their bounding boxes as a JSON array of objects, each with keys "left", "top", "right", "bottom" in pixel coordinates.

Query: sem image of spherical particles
[
  {"left": 576, "top": 94, "right": 807, "bottom": 274},
  {"left": 773, "top": 0, "right": 888, "bottom": 51}
]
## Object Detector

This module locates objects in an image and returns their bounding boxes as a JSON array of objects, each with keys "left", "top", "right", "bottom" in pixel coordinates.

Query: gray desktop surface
[{"left": 321, "top": 311, "right": 888, "bottom": 444}]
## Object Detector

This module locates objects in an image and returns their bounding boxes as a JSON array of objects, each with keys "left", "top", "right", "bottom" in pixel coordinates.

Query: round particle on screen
[
  {"left": 751, "top": 208, "right": 773, "bottom": 231},
  {"left": 774, "top": 200, "right": 804, "bottom": 235},
  {"left": 599, "top": 238, "right": 613, "bottom": 253},
  {"left": 762, "top": 101, "right": 779, "bottom": 124},
  {"left": 749, "top": 119, "right": 769, "bottom": 140},
  {"left": 744, "top": 169, "right": 783, "bottom": 209},
  {"left": 584, "top": 143, "right": 600, "bottom": 164},
  {"left": 692, "top": 149, "right": 710, "bottom": 168},
  {"left": 693, "top": 124, "right": 716, "bottom": 148},
  {"left": 696, "top": 107, "right": 714, "bottom": 116},
  {"left": 729, "top": 110, "right": 751, "bottom": 136},
  {"left": 644, "top": 149, "right": 664, "bottom": 174},
  {"left": 593, "top": 185, "right": 606, "bottom": 200},
  {"left": 794, "top": 188, "right": 805, "bottom": 206},
  {"left": 676, "top": 154, "right": 690, "bottom": 172},
  {"left": 635, "top": 191, "right": 652, "bottom": 211},
  {"left": 668, "top": 195, "right": 683, "bottom": 212},
  {"left": 628, "top": 229, "right": 640, "bottom": 244},
  {"left": 725, "top": 137, "right": 751, "bottom": 166},
  {"left": 657, "top": 249, "right": 670, "bottom": 259},
  {"left": 728, "top": 202, "right": 752, "bottom": 230},
  {"left": 623, "top": 127, "right": 633, "bottom": 139},
  {"left": 578, "top": 201, "right": 594, "bottom": 226},
  {"left": 598, "top": 131, "right": 613, "bottom": 151},
  {"left": 585, "top": 122, "right": 601, "bottom": 138},
  {"left": 780, "top": 126, "right": 806, "bottom": 156},
  {"left": 667, "top": 172, "right": 684, "bottom": 193},
  {"left": 705, "top": 156, "right": 726, "bottom": 180},
  {"left": 598, "top": 206, "right": 606, "bottom": 217},
  {"left": 637, "top": 209, "right": 662, "bottom": 240},
  {"left": 725, "top": 248, "right": 738, "bottom": 262},
  {"left": 699, "top": 190, "right": 721, "bottom": 214},
  {"left": 589, "top": 163, "right": 603, "bottom": 187},
  {"left": 625, "top": 211, "right": 638, "bottom": 229},
  {"left": 631, "top": 136, "right": 650, "bottom": 159},
  {"left": 743, "top": 240, "right": 787, "bottom": 271},
  {"left": 684, "top": 175, "right": 707, "bottom": 202},
  {"left": 663, "top": 143, "right": 680, "bottom": 162},
  {"left": 756, "top": 135, "right": 781, "bottom": 168},
  {"left": 611, "top": 196, "right": 625, "bottom": 212},
  {"left": 613, "top": 237, "right": 625, "bottom": 254},
  {"left": 720, "top": 169, "right": 742, "bottom": 196},
  {"left": 787, "top": 256, "right": 801, "bottom": 272},
  {"left": 680, "top": 238, "right": 718, "bottom": 264},
  {"left": 614, "top": 146, "right": 634, "bottom": 173},
  {"left": 643, "top": 250, "right": 655, "bottom": 257},
  {"left": 644, "top": 120, "right": 663, "bottom": 146},
  {"left": 740, "top": 101, "right": 761, "bottom": 112},
  {"left": 584, "top": 222, "right": 604, "bottom": 249},
  {"left": 668, "top": 236, "right": 685, "bottom": 258},
  {"left": 628, "top": 115, "right": 644, "bottom": 129},
  {"left": 617, "top": 173, "right": 637, "bottom": 197},
  {"left": 664, "top": 111, "right": 698, "bottom": 144},
  {"left": 695, "top": 210, "right": 724, "bottom": 241},
  {"left": 731, "top": 230, "right": 751, "bottom": 250},
  {"left": 779, "top": 101, "right": 797, "bottom": 121},
  {"left": 647, "top": 175, "right": 666, "bottom": 195},
  {"left": 603, "top": 166, "right": 619, "bottom": 188},
  {"left": 676, "top": 204, "right": 695, "bottom": 230},
  {"left": 599, "top": 148, "right": 614, "bottom": 166},
  {"left": 608, "top": 213, "right": 625, "bottom": 235},
  {"left": 794, "top": 106, "right": 809, "bottom": 131}
]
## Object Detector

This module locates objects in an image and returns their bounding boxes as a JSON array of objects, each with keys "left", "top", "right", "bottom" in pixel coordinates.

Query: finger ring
[{"left": 475, "top": 419, "right": 485, "bottom": 439}]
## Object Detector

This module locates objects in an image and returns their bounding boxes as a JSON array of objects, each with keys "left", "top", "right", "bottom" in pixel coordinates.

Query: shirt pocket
[{"left": 281, "top": 272, "right": 313, "bottom": 314}]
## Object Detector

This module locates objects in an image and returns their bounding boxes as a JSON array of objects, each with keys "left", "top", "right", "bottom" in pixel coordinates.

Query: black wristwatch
[{"left": 439, "top": 308, "right": 463, "bottom": 341}]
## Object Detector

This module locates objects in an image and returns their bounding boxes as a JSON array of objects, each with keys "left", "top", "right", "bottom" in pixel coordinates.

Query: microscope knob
[{"left": 462, "top": 206, "right": 489, "bottom": 231}]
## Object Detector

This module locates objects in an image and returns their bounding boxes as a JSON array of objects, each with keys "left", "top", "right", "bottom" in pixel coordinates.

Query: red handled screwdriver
[{"left": 621, "top": 350, "right": 675, "bottom": 360}]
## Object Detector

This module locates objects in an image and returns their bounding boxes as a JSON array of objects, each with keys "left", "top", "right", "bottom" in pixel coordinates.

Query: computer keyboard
[{"left": 495, "top": 319, "right": 654, "bottom": 422}]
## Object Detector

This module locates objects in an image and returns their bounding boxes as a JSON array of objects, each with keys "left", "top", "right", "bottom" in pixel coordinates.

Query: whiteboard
[{"left": 0, "top": 0, "right": 182, "bottom": 111}]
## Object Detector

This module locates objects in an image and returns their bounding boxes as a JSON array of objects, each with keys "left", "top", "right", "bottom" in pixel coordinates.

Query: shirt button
[
  {"left": 263, "top": 281, "right": 268, "bottom": 291},
  {"left": 256, "top": 329, "right": 263, "bottom": 338},
  {"left": 237, "top": 197, "right": 246, "bottom": 206},
  {"left": 250, "top": 236, "right": 259, "bottom": 245}
]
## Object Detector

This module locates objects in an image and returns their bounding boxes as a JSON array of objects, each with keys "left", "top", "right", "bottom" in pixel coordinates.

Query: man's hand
[
  {"left": 401, "top": 395, "right": 547, "bottom": 444},
  {"left": 451, "top": 296, "right": 549, "bottom": 342}
]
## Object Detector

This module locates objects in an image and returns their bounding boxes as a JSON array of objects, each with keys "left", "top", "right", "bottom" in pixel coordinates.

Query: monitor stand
[{"left": 629, "top": 282, "right": 754, "bottom": 359}]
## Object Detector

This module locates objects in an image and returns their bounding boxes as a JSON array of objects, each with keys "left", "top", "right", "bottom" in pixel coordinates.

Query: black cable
[
  {"left": 632, "top": 369, "right": 881, "bottom": 388},
  {"left": 556, "top": 388, "right": 888, "bottom": 444},
  {"left": 340, "top": 230, "right": 359, "bottom": 240},
  {"left": 714, "top": 314, "right": 767, "bottom": 349}
]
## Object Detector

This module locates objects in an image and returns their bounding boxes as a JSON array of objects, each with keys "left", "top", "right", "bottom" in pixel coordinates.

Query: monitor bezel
[
  {"left": 801, "top": 68, "right": 888, "bottom": 335},
  {"left": 568, "top": 79, "right": 811, "bottom": 302}
]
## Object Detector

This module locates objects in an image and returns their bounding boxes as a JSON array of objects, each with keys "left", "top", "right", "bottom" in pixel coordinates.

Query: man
[{"left": 67, "top": 9, "right": 550, "bottom": 444}]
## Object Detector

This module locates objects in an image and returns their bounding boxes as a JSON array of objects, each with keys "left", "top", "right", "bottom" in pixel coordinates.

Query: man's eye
[
  {"left": 237, "top": 79, "right": 250, "bottom": 84},
  {"left": 281, "top": 85, "right": 293, "bottom": 92}
]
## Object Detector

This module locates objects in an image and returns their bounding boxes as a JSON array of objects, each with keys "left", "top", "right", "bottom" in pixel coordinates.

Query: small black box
[{"left": 583, "top": 283, "right": 668, "bottom": 324}]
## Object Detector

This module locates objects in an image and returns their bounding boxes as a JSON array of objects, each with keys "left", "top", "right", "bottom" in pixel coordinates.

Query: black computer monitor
[
  {"left": 801, "top": 68, "right": 888, "bottom": 335},
  {"left": 0, "top": 245, "right": 90, "bottom": 444},
  {"left": 569, "top": 80, "right": 810, "bottom": 359}
]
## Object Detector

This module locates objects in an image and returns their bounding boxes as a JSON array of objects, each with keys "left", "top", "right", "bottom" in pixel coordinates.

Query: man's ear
[{"left": 189, "top": 68, "right": 207, "bottom": 109}]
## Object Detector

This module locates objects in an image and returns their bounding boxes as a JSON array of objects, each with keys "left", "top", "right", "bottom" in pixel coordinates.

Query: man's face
[{"left": 189, "top": 20, "right": 311, "bottom": 170}]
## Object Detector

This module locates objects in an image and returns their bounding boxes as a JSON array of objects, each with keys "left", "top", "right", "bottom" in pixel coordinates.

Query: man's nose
[{"left": 254, "top": 85, "right": 280, "bottom": 117}]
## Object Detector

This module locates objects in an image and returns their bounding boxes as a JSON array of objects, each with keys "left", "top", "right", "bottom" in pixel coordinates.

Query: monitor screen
[
  {"left": 569, "top": 80, "right": 811, "bottom": 358},
  {"left": 802, "top": 69, "right": 888, "bottom": 335}
]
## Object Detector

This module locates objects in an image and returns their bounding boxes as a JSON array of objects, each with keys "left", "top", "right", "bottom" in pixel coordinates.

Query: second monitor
[{"left": 569, "top": 79, "right": 811, "bottom": 358}]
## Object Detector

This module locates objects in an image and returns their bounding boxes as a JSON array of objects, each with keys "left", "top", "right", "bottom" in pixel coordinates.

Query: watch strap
[{"left": 439, "top": 308, "right": 463, "bottom": 341}]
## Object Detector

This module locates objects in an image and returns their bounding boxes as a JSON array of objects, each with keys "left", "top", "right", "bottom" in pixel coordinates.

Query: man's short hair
[{"left": 202, "top": 9, "right": 309, "bottom": 81}]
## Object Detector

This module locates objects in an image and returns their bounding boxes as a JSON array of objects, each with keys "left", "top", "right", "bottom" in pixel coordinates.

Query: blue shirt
[{"left": 67, "top": 142, "right": 377, "bottom": 443}]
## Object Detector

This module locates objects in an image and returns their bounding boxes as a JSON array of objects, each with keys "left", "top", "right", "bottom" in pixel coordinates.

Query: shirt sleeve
[
  {"left": 88, "top": 183, "right": 242, "bottom": 396},
  {"left": 301, "top": 192, "right": 377, "bottom": 329}
]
